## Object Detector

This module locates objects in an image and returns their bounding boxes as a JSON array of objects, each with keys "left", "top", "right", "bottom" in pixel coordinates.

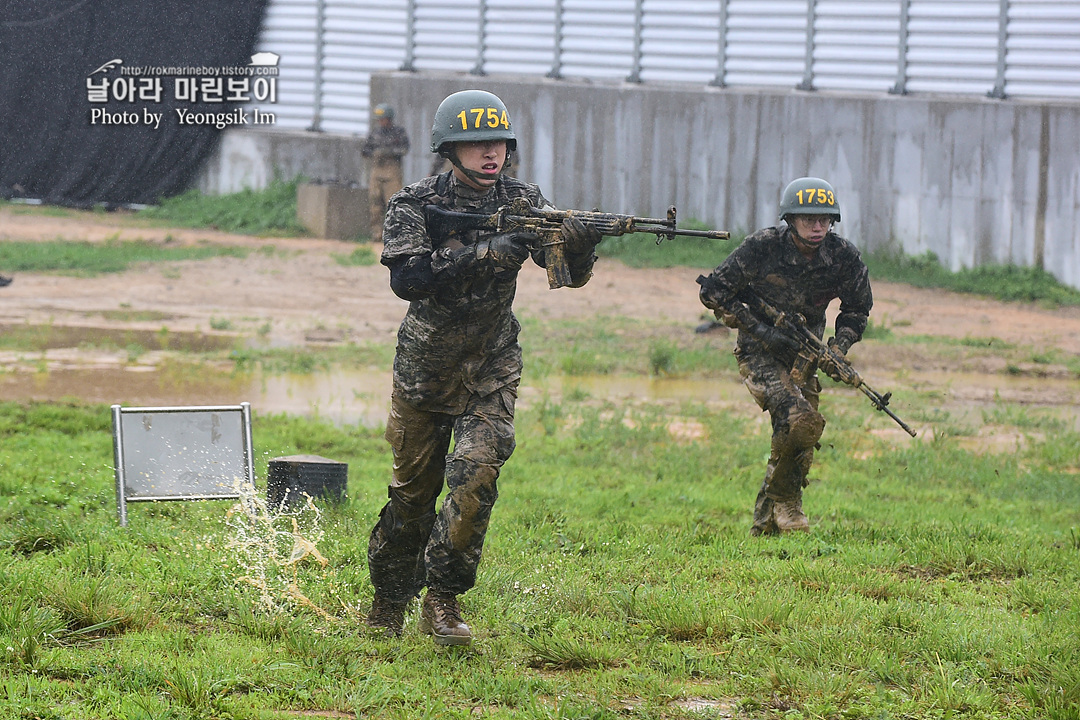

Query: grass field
[
  {"left": 1, "top": 196, "right": 1079, "bottom": 718},
  {"left": 0, "top": 390, "right": 1077, "bottom": 719}
]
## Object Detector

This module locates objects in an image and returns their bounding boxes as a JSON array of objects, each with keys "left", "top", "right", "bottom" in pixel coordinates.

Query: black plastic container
[{"left": 266, "top": 454, "right": 347, "bottom": 509}]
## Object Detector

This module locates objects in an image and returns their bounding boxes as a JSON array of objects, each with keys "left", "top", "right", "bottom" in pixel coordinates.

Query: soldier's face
[
  {"left": 453, "top": 140, "right": 506, "bottom": 189},
  {"left": 790, "top": 215, "right": 832, "bottom": 252}
]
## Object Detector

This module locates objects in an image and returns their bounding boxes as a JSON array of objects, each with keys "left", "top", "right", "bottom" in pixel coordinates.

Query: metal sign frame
[{"left": 111, "top": 403, "right": 255, "bottom": 526}]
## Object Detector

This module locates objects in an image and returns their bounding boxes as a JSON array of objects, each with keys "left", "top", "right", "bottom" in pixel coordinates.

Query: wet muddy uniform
[
  {"left": 369, "top": 170, "right": 594, "bottom": 603},
  {"left": 698, "top": 225, "right": 872, "bottom": 534},
  {"left": 362, "top": 123, "right": 410, "bottom": 242}
]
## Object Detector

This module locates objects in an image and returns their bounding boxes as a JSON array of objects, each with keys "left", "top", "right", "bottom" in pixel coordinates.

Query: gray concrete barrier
[
  {"left": 195, "top": 128, "right": 367, "bottom": 195},
  {"left": 192, "top": 72, "right": 1080, "bottom": 290},
  {"left": 373, "top": 72, "right": 1080, "bottom": 290}
]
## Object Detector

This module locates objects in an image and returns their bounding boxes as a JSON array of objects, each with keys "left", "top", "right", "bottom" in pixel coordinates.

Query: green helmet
[
  {"left": 779, "top": 177, "right": 841, "bottom": 222},
  {"left": 430, "top": 90, "right": 517, "bottom": 154},
  {"left": 373, "top": 103, "right": 394, "bottom": 121}
]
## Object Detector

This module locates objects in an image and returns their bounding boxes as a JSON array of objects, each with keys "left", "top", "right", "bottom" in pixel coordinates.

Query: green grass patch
[
  {"left": 0, "top": 237, "right": 249, "bottom": 277},
  {"left": 138, "top": 178, "right": 306, "bottom": 236},
  {"left": 519, "top": 314, "right": 739, "bottom": 379},
  {"left": 0, "top": 397, "right": 1077, "bottom": 718},
  {"left": 332, "top": 245, "right": 378, "bottom": 267},
  {"left": 4, "top": 202, "right": 79, "bottom": 218},
  {"left": 866, "top": 250, "right": 1080, "bottom": 306},
  {"left": 230, "top": 341, "right": 395, "bottom": 374}
]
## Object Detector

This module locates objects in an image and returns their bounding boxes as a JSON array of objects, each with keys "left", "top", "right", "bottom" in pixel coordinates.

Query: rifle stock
[
  {"left": 426, "top": 198, "right": 729, "bottom": 289},
  {"left": 736, "top": 290, "right": 918, "bottom": 437}
]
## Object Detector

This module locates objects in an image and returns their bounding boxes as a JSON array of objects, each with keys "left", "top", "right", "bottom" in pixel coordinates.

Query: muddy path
[{"left": 2, "top": 205, "right": 1079, "bottom": 435}]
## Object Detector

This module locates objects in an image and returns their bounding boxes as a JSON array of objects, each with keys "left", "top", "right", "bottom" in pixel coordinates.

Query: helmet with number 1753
[{"left": 778, "top": 177, "right": 841, "bottom": 223}]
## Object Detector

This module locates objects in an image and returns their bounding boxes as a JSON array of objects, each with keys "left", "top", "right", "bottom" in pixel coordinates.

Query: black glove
[
  {"left": 753, "top": 322, "right": 800, "bottom": 355},
  {"left": 475, "top": 232, "right": 536, "bottom": 272},
  {"left": 696, "top": 275, "right": 724, "bottom": 311},
  {"left": 824, "top": 336, "right": 852, "bottom": 382},
  {"left": 561, "top": 217, "right": 602, "bottom": 255},
  {"left": 828, "top": 334, "right": 853, "bottom": 356}
]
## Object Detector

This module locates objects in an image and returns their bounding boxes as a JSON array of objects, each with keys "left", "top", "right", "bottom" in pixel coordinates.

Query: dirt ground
[{"left": 2, "top": 205, "right": 1079, "bottom": 433}]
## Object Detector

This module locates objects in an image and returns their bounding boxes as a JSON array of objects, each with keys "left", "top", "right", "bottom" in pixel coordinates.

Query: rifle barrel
[
  {"left": 672, "top": 228, "right": 730, "bottom": 240},
  {"left": 860, "top": 387, "right": 917, "bottom": 437},
  {"left": 628, "top": 223, "right": 730, "bottom": 240}
]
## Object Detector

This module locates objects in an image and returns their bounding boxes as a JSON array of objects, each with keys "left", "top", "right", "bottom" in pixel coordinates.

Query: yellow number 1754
[{"left": 456, "top": 107, "right": 510, "bottom": 131}]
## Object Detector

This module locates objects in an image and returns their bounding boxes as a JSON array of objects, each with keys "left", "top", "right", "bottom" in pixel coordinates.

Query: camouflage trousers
[
  {"left": 737, "top": 350, "right": 825, "bottom": 534},
  {"left": 368, "top": 385, "right": 517, "bottom": 603},
  {"left": 369, "top": 162, "right": 403, "bottom": 243}
]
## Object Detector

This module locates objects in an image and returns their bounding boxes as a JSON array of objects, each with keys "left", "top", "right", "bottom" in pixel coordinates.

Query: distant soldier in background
[
  {"left": 362, "top": 103, "right": 410, "bottom": 242},
  {"left": 698, "top": 177, "right": 873, "bottom": 536}
]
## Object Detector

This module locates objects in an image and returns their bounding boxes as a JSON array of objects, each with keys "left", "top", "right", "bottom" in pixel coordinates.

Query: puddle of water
[
  {"left": 1, "top": 362, "right": 1076, "bottom": 433},
  {"left": 0, "top": 366, "right": 391, "bottom": 427},
  {"left": 0, "top": 323, "right": 237, "bottom": 353},
  {"left": 0, "top": 364, "right": 749, "bottom": 428}
]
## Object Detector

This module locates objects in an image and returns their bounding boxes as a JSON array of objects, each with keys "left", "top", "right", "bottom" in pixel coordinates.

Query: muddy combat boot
[
  {"left": 750, "top": 482, "right": 779, "bottom": 536},
  {"left": 365, "top": 595, "right": 408, "bottom": 637},
  {"left": 751, "top": 411, "right": 823, "bottom": 536},
  {"left": 751, "top": 491, "right": 808, "bottom": 535},
  {"left": 773, "top": 492, "right": 810, "bottom": 533},
  {"left": 419, "top": 590, "right": 472, "bottom": 646}
]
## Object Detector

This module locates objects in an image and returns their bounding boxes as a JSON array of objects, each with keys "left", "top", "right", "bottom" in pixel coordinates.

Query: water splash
[{"left": 224, "top": 478, "right": 332, "bottom": 619}]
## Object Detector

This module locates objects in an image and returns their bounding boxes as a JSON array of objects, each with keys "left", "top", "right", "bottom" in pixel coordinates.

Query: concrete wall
[
  {"left": 370, "top": 72, "right": 1080, "bottom": 290},
  {"left": 195, "top": 128, "right": 368, "bottom": 195}
]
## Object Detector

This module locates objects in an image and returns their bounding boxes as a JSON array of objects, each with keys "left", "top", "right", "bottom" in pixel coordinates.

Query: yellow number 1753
[{"left": 796, "top": 188, "right": 835, "bottom": 206}]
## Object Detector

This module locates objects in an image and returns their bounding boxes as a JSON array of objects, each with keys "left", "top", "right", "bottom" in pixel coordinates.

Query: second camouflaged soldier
[
  {"left": 698, "top": 177, "right": 873, "bottom": 536},
  {"left": 365, "top": 90, "right": 601, "bottom": 646},
  {"left": 361, "top": 103, "right": 410, "bottom": 242}
]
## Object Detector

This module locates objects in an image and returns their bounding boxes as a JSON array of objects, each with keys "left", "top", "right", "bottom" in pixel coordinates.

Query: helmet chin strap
[{"left": 443, "top": 148, "right": 513, "bottom": 187}]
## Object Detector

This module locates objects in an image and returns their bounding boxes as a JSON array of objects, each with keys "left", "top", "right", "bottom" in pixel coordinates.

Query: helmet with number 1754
[{"left": 430, "top": 89, "right": 516, "bottom": 155}]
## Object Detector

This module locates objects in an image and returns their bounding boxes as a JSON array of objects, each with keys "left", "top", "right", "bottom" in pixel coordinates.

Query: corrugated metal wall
[{"left": 251, "top": 0, "right": 1080, "bottom": 136}]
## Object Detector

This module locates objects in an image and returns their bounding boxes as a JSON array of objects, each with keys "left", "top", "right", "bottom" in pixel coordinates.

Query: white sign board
[{"left": 111, "top": 403, "right": 254, "bottom": 526}]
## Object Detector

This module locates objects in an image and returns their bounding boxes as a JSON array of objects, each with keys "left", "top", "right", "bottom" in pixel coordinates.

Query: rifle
[
  {"left": 425, "top": 197, "right": 729, "bottom": 289},
  {"left": 736, "top": 289, "right": 917, "bottom": 437}
]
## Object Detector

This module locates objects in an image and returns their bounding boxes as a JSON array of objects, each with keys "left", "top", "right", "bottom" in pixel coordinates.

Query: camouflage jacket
[
  {"left": 699, "top": 225, "right": 872, "bottom": 354},
  {"left": 383, "top": 171, "right": 579, "bottom": 413},
  {"left": 361, "top": 124, "right": 409, "bottom": 167}
]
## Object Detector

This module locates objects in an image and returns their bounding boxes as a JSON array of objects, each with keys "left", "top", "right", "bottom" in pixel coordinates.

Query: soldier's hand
[
  {"left": 821, "top": 359, "right": 846, "bottom": 383},
  {"left": 823, "top": 337, "right": 851, "bottom": 382},
  {"left": 753, "top": 322, "right": 800, "bottom": 356},
  {"left": 697, "top": 278, "right": 722, "bottom": 310},
  {"left": 827, "top": 335, "right": 852, "bottom": 356},
  {"left": 561, "top": 217, "right": 602, "bottom": 255},
  {"left": 476, "top": 232, "right": 536, "bottom": 272},
  {"left": 713, "top": 308, "right": 739, "bottom": 328}
]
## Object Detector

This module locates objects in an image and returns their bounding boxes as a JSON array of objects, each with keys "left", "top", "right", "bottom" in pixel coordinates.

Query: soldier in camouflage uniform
[
  {"left": 361, "top": 103, "right": 410, "bottom": 242},
  {"left": 365, "top": 90, "right": 601, "bottom": 646},
  {"left": 697, "top": 177, "right": 872, "bottom": 536}
]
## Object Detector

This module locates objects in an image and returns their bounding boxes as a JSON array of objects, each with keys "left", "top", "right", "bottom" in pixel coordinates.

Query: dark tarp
[{"left": 0, "top": 0, "right": 267, "bottom": 207}]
